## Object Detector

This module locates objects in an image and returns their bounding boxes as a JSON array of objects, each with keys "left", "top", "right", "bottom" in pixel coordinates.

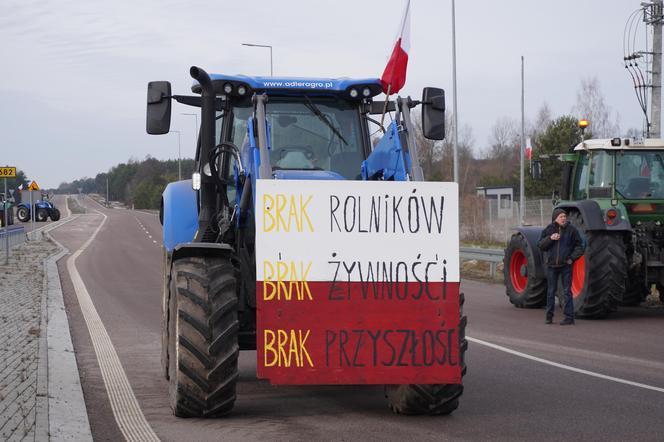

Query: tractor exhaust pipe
[
  {"left": 189, "top": 66, "right": 217, "bottom": 241},
  {"left": 190, "top": 66, "right": 213, "bottom": 96}
]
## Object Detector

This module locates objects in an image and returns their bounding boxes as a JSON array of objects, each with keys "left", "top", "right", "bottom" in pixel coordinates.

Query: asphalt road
[{"left": 49, "top": 196, "right": 664, "bottom": 441}]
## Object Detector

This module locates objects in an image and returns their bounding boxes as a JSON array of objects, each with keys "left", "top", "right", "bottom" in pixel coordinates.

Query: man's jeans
[{"left": 546, "top": 265, "right": 574, "bottom": 320}]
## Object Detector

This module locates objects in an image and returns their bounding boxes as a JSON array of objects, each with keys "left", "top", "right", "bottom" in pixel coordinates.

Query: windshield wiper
[{"left": 303, "top": 95, "right": 348, "bottom": 146}]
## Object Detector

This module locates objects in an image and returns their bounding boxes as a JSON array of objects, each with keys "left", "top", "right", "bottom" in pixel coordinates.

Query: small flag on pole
[
  {"left": 380, "top": 0, "right": 411, "bottom": 95},
  {"left": 525, "top": 137, "right": 532, "bottom": 161}
]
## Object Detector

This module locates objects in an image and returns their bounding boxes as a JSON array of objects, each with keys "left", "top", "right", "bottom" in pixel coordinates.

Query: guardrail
[
  {"left": 460, "top": 247, "right": 504, "bottom": 278},
  {"left": 0, "top": 226, "right": 26, "bottom": 253}
]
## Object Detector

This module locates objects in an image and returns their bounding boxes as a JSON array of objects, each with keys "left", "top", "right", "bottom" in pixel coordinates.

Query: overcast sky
[{"left": 0, "top": 0, "right": 650, "bottom": 187}]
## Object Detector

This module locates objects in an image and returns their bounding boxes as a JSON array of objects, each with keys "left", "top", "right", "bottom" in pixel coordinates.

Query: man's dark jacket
[{"left": 538, "top": 223, "right": 584, "bottom": 267}]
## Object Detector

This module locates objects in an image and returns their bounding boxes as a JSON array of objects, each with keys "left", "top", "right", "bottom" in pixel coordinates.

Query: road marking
[
  {"left": 67, "top": 210, "right": 160, "bottom": 441},
  {"left": 467, "top": 336, "right": 664, "bottom": 394}
]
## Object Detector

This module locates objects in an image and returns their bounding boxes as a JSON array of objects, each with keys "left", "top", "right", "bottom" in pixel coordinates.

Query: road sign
[
  {"left": 255, "top": 180, "right": 461, "bottom": 385},
  {"left": 28, "top": 181, "right": 40, "bottom": 191},
  {"left": 0, "top": 167, "right": 16, "bottom": 178}
]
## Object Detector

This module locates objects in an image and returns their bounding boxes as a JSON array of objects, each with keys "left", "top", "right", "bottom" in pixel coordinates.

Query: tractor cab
[
  {"left": 563, "top": 138, "right": 664, "bottom": 223},
  {"left": 201, "top": 74, "right": 382, "bottom": 182}
]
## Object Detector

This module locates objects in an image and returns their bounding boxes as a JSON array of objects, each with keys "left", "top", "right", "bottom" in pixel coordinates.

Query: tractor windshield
[
  {"left": 616, "top": 150, "right": 664, "bottom": 199},
  {"left": 265, "top": 98, "right": 364, "bottom": 179}
]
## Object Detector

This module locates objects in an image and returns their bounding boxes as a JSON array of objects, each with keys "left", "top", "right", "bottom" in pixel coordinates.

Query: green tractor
[{"left": 504, "top": 136, "right": 664, "bottom": 318}]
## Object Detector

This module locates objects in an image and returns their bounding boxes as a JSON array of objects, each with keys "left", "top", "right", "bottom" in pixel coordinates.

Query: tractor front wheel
[
  {"left": 504, "top": 233, "right": 546, "bottom": 308},
  {"left": 168, "top": 256, "right": 239, "bottom": 417},
  {"left": 36, "top": 208, "right": 48, "bottom": 222},
  {"left": 385, "top": 293, "right": 467, "bottom": 415}
]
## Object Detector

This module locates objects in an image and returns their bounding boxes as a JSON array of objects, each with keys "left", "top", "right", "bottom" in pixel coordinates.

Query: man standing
[{"left": 538, "top": 208, "right": 584, "bottom": 325}]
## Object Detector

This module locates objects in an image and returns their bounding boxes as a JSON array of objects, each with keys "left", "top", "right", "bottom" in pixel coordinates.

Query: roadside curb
[{"left": 41, "top": 219, "right": 93, "bottom": 441}]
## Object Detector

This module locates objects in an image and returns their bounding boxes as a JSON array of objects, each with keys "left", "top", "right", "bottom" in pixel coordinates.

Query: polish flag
[
  {"left": 525, "top": 137, "right": 532, "bottom": 160},
  {"left": 380, "top": 0, "right": 411, "bottom": 95}
]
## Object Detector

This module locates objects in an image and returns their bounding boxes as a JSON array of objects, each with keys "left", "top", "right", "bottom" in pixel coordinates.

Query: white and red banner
[
  {"left": 255, "top": 179, "right": 461, "bottom": 385},
  {"left": 380, "top": 0, "right": 411, "bottom": 94}
]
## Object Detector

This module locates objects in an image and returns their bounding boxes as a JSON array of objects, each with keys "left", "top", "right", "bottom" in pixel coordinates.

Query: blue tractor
[
  {"left": 16, "top": 194, "right": 60, "bottom": 222},
  {"left": 146, "top": 66, "right": 465, "bottom": 417}
]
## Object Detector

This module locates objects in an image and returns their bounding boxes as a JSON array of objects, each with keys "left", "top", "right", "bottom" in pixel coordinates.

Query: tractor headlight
[
  {"left": 349, "top": 88, "right": 359, "bottom": 98},
  {"left": 237, "top": 85, "right": 247, "bottom": 96},
  {"left": 192, "top": 172, "right": 201, "bottom": 190},
  {"left": 223, "top": 82, "right": 233, "bottom": 94},
  {"left": 362, "top": 87, "right": 371, "bottom": 97}
]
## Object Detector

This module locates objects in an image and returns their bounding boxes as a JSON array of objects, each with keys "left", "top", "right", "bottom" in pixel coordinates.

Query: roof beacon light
[
  {"left": 578, "top": 119, "right": 589, "bottom": 130},
  {"left": 349, "top": 88, "right": 359, "bottom": 99},
  {"left": 362, "top": 87, "right": 371, "bottom": 97},
  {"left": 223, "top": 82, "right": 233, "bottom": 94}
]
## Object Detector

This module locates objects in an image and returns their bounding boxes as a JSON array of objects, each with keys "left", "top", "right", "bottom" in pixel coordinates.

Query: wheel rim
[
  {"left": 18, "top": 208, "right": 26, "bottom": 218},
  {"left": 510, "top": 249, "right": 528, "bottom": 293},
  {"left": 571, "top": 255, "right": 586, "bottom": 298}
]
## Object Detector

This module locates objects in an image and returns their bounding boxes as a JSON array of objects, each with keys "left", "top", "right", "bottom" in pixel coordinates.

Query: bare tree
[{"left": 572, "top": 77, "right": 620, "bottom": 137}]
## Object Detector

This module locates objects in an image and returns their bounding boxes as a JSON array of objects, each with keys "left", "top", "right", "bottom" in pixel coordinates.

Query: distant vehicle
[
  {"left": 504, "top": 136, "right": 664, "bottom": 317},
  {"left": 16, "top": 193, "right": 60, "bottom": 222},
  {"left": 0, "top": 193, "right": 14, "bottom": 226}
]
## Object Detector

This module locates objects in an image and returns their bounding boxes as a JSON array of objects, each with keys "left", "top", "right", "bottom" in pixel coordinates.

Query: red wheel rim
[
  {"left": 510, "top": 249, "right": 528, "bottom": 293},
  {"left": 571, "top": 255, "right": 586, "bottom": 298}
]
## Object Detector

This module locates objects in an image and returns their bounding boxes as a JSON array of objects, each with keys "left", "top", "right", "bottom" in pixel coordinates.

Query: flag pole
[{"left": 379, "top": 84, "right": 392, "bottom": 129}]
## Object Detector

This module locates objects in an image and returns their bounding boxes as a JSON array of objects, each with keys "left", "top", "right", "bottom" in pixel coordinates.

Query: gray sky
[{"left": 0, "top": 0, "right": 647, "bottom": 187}]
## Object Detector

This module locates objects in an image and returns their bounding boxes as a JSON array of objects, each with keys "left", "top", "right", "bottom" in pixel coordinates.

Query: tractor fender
[
  {"left": 172, "top": 242, "right": 233, "bottom": 262},
  {"left": 556, "top": 200, "right": 631, "bottom": 231},
  {"left": 162, "top": 179, "right": 198, "bottom": 253},
  {"left": 511, "top": 226, "right": 546, "bottom": 280}
]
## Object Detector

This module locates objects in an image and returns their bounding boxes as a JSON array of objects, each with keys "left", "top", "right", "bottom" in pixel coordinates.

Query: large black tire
[
  {"left": 168, "top": 256, "right": 239, "bottom": 417},
  {"left": 16, "top": 206, "right": 29, "bottom": 222},
  {"left": 622, "top": 270, "right": 648, "bottom": 306},
  {"left": 49, "top": 208, "right": 61, "bottom": 221},
  {"left": 504, "top": 233, "right": 547, "bottom": 308},
  {"left": 36, "top": 208, "right": 48, "bottom": 222},
  {"left": 384, "top": 293, "right": 467, "bottom": 415},
  {"left": 161, "top": 251, "right": 172, "bottom": 380},
  {"left": 567, "top": 211, "right": 626, "bottom": 318}
]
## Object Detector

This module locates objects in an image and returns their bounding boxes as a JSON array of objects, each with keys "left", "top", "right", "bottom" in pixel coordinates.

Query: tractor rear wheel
[
  {"left": 567, "top": 212, "right": 626, "bottom": 318},
  {"left": 50, "top": 208, "right": 61, "bottom": 221},
  {"left": 168, "top": 256, "right": 239, "bottom": 417},
  {"left": 621, "top": 271, "right": 647, "bottom": 306},
  {"left": 16, "top": 207, "right": 29, "bottom": 222},
  {"left": 385, "top": 293, "right": 467, "bottom": 415},
  {"left": 504, "top": 233, "right": 546, "bottom": 308},
  {"left": 36, "top": 208, "right": 48, "bottom": 222}
]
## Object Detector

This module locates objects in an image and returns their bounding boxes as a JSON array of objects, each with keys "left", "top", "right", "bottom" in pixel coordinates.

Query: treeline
[{"left": 57, "top": 157, "right": 194, "bottom": 209}]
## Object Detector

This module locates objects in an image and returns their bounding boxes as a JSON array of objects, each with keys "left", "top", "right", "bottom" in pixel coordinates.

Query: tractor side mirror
[
  {"left": 146, "top": 81, "right": 172, "bottom": 135},
  {"left": 531, "top": 160, "right": 543, "bottom": 181},
  {"left": 421, "top": 87, "right": 445, "bottom": 140}
]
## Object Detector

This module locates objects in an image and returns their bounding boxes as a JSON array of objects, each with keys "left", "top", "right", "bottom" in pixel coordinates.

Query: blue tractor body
[
  {"left": 147, "top": 67, "right": 455, "bottom": 417},
  {"left": 16, "top": 197, "right": 61, "bottom": 222}
]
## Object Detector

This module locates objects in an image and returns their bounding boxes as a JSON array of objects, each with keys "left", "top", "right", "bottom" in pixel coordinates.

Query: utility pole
[
  {"left": 651, "top": 0, "right": 663, "bottom": 138},
  {"left": 106, "top": 177, "right": 109, "bottom": 207},
  {"left": 520, "top": 56, "right": 526, "bottom": 226},
  {"left": 451, "top": 0, "right": 459, "bottom": 183}
]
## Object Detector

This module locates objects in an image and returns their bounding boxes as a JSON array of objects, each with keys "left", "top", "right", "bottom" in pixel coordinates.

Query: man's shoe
[
  {"left": 560, "top": 318, "right": 575, "bottom": 326},
  {"left": 545, "top": 317, "right": 553, "bottom": 324}
]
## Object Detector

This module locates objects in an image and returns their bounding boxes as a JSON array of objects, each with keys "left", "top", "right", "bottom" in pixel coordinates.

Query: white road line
[
  {"left": 152, "top": 240, "right": 157, "bottom": 244},
  {"left": 67, "top": 210, "right": 160, "bottom": 441},
  {"left": 467, "top": 336, "right": 664, "bottom": 394}
]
